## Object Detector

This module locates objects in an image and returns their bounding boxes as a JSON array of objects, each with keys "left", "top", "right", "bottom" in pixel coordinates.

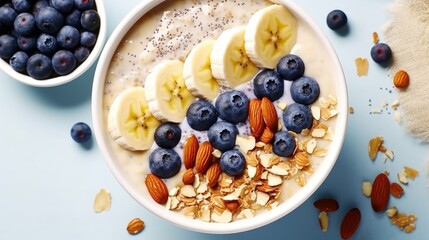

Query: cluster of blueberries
[
  {"left": 0, "top": 0, "right": 100, "bottom": 79},
  {"left": 149, "top": 53, "right": 321, "bottom": 180}
]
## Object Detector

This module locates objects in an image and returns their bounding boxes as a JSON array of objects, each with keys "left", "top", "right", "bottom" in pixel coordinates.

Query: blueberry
[
  {"left": 65, "top": 9, "right": 81, "bottom": 28},
  {"left": 37, "top": 33, "right": 57, "bottom": 54},
  {"left": 253, "top": 69, "right": 284, "bottom": 101},
  {"left": 80, "top": 9, "right": 100, "bottom": 31},
  {"left": 282, "top": 103, "right": 313, "bottom": 133},
  {"left": 70, "top": 122, "right": 92, "bottom": 143},
  {"left": 290, "top": 76, "right": 320, "bottom": 105},
  {"left": 17, "top": 35, "right": 37, "bottom": 52},
  {"left": 220, "top": 149, "right": 245, "bottom": 176},
  {"left": 207, "top": 121, "right": 238, "bottom": 152},
  {"left": 74, "top": 46, "right": 90, "bottom": 62},
  {"left": 26, "top": 53, "right": 52, "bottom": 79},
  {"left": 0, "top": 34, "right": 18, "bottom": 59},
  {"left": 149, "top": 148, "right": 181, "bottom": 179},
  {"left": 276, "top": 54, "right": 305, "bottom": 81},
  {"left": 9, "top": 51, "right": 29, "bottom": 72},
  {"left": 35, "top": 6, "right": 64, "bottom": 34},
  {"left": 326, "top": 9, "right": 348, "bottom": 30},
  {"left": 74, "top": 0, "right": 94, "bottom": 10},
  {"left": 33, "top": 0, "right": 49, "bottom": 14},
  {"left": 56, "top": 25, "right": 80, "bottom": 49},
  {"left": 0, "top": 6, "right": 17, "bottom": 28},
  {"left": 154, "top": 122, "right": 181, "bottom": 149},
  {"left": 14, "top": 13, "right": 36, "bottom": 36},
  {"left": 80, "top": 31, "right": 96, "bottom": 47},
  {"left": 186, "top": 100, "right": 218, "bottom": 131},
  {"left": 215, "top": 90, "right": 249, "bottom": 124},
  {"left": 272, "top": 131, "right": 296, "bottom": 157},
  {"left": 370, "top": 43, "right": 392, "bottom": 64},
  {"left": 52, "top": 50, "right": 76, "bottom": 75},
  {"left": 12, "top": 0, "right": 31, "bottom": 13},
  {"left": 49, "top": 0, "right": 74, "bottom": 13}
]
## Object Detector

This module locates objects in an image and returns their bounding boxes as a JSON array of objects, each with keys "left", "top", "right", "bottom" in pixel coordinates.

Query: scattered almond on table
[{"left": 127, "top": 217, "right": 144, "bottom": 235}]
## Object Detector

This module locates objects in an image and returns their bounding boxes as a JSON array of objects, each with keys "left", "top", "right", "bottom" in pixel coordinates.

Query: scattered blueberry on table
[
  {"left": 370, "top": 42, "right": 392, "bottom": 64},
  {"left": 70, "top": 122, "right": 92, "bottom": 143},
  {"left": 326, "top": 9, "right": 348, "bottom": 30}
]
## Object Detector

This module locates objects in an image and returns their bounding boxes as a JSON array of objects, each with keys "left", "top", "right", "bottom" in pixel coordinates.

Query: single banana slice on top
[
  {"left": 183, "top": 39, "right": 220, "bottom": 101},
  {"left": 210, "top": 26, "right": 259, "bottom": 88},
  {"left": 145, "top": 60, "right": 196, "bottom": 123},
  {"left": 108, "top": 87, "right": 160, "bottom": 151},
  {"left": 245, "top": 4, "right": 298, "bottom": 69}
]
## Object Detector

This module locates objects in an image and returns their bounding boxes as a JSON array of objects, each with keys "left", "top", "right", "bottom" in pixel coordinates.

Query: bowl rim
[
  {"left": 0, "top": 0, "right": 107, "bottom": 88},
  {"left": 92, "top": 0, "right": 348, "bottom": 234}
]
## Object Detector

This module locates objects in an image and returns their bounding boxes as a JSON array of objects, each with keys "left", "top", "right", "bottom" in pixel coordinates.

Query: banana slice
[
  {"left": 183, "top": 39, "right": 220, "bottom": 101},
  {"left": 245, "top": 4, "right": 298, "bottom": 69},
  {"left": 108, "top": 87, "right": 160, "bottom": 151},
  {"left": 145, "top": 60, "right": 196, "bottom": 123},
  {"left": 210, "top": 26, "right": 259, "bottom": 88}
]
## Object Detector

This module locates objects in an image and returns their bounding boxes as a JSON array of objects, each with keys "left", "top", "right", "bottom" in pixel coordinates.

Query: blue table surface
[{"left": 1, "top": 0, "right": 428, "bottom": 239}]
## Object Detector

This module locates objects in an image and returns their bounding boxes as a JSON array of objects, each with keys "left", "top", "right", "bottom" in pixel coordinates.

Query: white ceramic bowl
[
  {"left": 92, "top": 0, "right": 348, "bottom": 234},
  {"left": 0, "top": 0, "right": 107, "bottom": 87}
]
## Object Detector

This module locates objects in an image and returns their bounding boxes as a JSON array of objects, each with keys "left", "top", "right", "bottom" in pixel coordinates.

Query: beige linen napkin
[{"left": 384, "top": 0, "right": 429, "bottom": 141}]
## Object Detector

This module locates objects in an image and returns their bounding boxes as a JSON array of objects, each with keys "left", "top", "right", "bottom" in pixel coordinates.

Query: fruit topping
[
  {"left": 220, "top": 149, "right": 246, "bottom": 176},
  {"left": 326, "top": 9, "right": 348, "bottom": 30},
  {"left": 154, "top": 122, "right": 182, "bottom": 149},
  {"left": 0, "top": 34, "right": 18, "bottom": 59},
  {"left": 370, "top": 43, "right": 392, "bottom": 64},
  {"left": 186, "top": 100, "right": 218, "bottom": 131},
  {"left": 70, "top": 122, "right": 92, "bottom": 143},
  {"left": 9, "top": 51, "right": 29, "bottom": 72},
  {"left": 276, "top": 54, "right": 305, "bottom": 80},
  {"left": 215, "top": 90, "right": 249, "bottom": 124},
  {"left": 272, "top": 131, "right": 296, "bottom": 157},
  {"left": 208, "top": 121, "right": 238, "bottom": 152},
  {"left": 290, "top": 76, "right": 320, "bottom": 105},
  {"left": 149, "top": 148, "right": 182, "bottom": 179},
  {"left": 282, "top": 103, "right": 313, "bottom": 133},
  {"left": 26, "top": 53, "right": 52, "bottom": 79},
  {"left": 52, "top": 50, "right": 76, "bottom": 75},
  {"left": 253, "top": 69, "right": 284, "bottom": 101}
]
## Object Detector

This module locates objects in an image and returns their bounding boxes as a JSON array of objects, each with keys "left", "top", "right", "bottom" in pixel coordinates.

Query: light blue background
[{"left": 1, "top": 0, "right": 428, "bottom": 239}]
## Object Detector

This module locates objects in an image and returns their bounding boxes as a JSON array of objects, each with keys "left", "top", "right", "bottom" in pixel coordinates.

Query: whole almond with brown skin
[
  {"left": 313, "top": 198, "right": 339, "bottom": 212},
  {"left": 127, "top": 217, "right": 144, "bottom": 235},
  {"left": 248, "top": 98, "right": 265, "bottom": 138},
  {"left": 183, "top": 135, "right": 199, "bottom": 169},
  {"left": 340, "top": 208, "right": 361, "bottom": 239},
  {"left": 224, "top": 200, "right": 240, "bottom": 213},
  {"left": 182, "top": 169, "right": 195, "bottom": 185},
  {"left": 145, "top": 174, "right": 168, "bottom": 204},
  {"left": 261, "top": 97, "right": 278, "bottom": 132},
  {"left": 195, "top": 141, "right": 213, "bottom": 173},
  {"left": 371, "top": 173, "right": 390, "bottom": 212},
  {"left": 393, "top": 70, "right": 409, "bottom": 89},
  {"left": 390, "top": 182, "right": 404, "bottom": 198},
  {"left": 259, "top": 126, "right": 274, "bottom": 144},
  {"left": 206, "top": 161, "right": 222, "bottom": 187}
]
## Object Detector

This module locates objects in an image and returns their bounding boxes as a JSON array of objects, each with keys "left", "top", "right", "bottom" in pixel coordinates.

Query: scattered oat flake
[
  {"left": 355, "top": 57, "right": 369, "bottom": 76},
  {"left": 372, "top": 32, "right": 380, "bottom": 44},
  {"left": 391, "top": 100, "right": 400, "bottom": 110},
  {"left": 349, "top": 107, "right": 354, "bottom": 114},
  {"left": 371, "top": 108, "right": 382, "bottom": 114},
  {"left": 362, "top": 181, "right": 372, "bottom": 197},
  {"left": 93, "top": 188, "right": 111, "bottom": 213},
  {"left": 403, "top": 166, "right": 419, "bottom": 180},
  {"left": 394, "top": 112, "right": 402, "bottom": 123},
  {"left": 398, "top": 172, "right": 408, "bottom": 184}
]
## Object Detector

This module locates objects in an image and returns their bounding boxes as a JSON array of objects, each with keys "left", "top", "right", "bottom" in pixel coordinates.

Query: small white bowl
[
  {"left": 92, "top": 0, "right": 348, "bottom": 234},
  {"left": 0, "top": 0, "right": 107, "bottom": 87}
]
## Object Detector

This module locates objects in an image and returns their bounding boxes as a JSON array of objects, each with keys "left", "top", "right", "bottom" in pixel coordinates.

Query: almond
[
  {"left": 340, "top": 208, "right": 361, "bottom": 239},
  {"left": 195, "top": 141, "right": 213, "bottom": 173},
  {"left": 224, "top": 200, "right": 240, "bottom": 213},
  {"left": 393, "top": 70, "right": 409, "bottom": 89},
  {"left": 371, "top": 173, "right": 390, "bottom": 212},
  {"left": 127, "top": 217, "right": 144, "bottom": 235},
  {"left": 182, "top": 169, "right": 195, "bottom": 185},
  {"left": 390, "top": 182, "right": 404, "bottom": 198},
  {"left": 313, "top": 198, "right": 339, "bottom": 212},
  {"left": 259, "top": 126, "right": 274, "bottom": 144},
  {"left": 206, "top": 161, "right": 222, "bottom": 187},
  {"left": 261, "top": 97, "right": 278, "bottom": 132},
  {"left": 248, "top": 98, "right": 265, "bottom": 138},
  {"left": 183, "top": 135, "right": 199, "bottom": 169},
  {"left": 145, "top": 174, "right": 168, "bottom": 204}
]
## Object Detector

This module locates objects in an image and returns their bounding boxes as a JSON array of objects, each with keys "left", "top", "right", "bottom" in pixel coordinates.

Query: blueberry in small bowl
[
  {"left": 208, "top": 121, "right": 238, "bottom": 152},
  {"left": 276, "top": 54, "right": 305, "bottom": 81},
  {"left": 282, "top": 103, "right": 313, "bottom": 133},
  {"left": 253, "top": 69, "right": 284, "bottom": 101},
  {"left": 272, "top": 131, "right": 296, "bottom": 157},
  {"left": 154, "top": 122, "right": 181, "bottom": 149},
  {"left": 149, "top": 148, "right": 181, "bottom": 179},
  {"left": 9, "top": 51, "right": 29, "bottom": 73},
  {"left": 215, "top": 90, "right": 249, "bottom": 124},
  {"left": 52, "top": 50, "right": 76, "bottom": 75},
  {"left": 220, "top": 149, "right": 246, "bottom": 176},
  {"left": 290, "top": 76, "right": 320, "bottom": 105},
  {"left": 186, "top": 100, "right": 218, "bottom": 131}
]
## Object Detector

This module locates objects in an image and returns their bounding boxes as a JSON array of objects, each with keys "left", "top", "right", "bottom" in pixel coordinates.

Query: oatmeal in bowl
[{"left": 92, "top": 0, "right": 348, "bottom": 234}]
